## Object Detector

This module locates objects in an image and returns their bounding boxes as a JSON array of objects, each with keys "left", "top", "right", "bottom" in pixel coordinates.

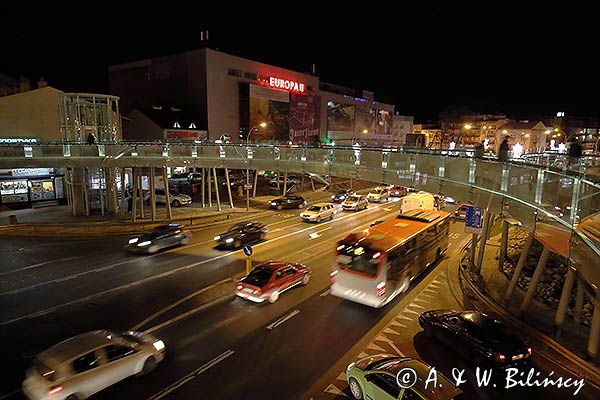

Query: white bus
[{"left": 330, "top": 209, "right": 450, "bottom": 308}]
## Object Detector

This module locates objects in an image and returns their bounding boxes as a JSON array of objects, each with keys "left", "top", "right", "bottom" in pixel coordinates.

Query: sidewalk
[{"left": 462, "top": 229, "right": 600, "bottom": 387}]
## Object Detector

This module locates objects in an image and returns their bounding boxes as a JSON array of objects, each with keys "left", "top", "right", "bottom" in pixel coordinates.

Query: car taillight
[
  {"left": 183, "top": 230, "right": 192, "bottom": 235},
  {"left": 253, "top": 289, "right": 260, "bottom": 294},
  {"left": 376, "top": 281, "right": 386, "bottom": 297},
  {"left": 47, "top": 386, "right": 63, "bottom": 396},
  {"left": 497, "top": 353, "right": 506, "bottom": 363},
  {"left": 330, "top": 270, "right": 338, "bottom": 283},
  {"left": 527, "top": 347, "right": 532, "bottom": 357}
]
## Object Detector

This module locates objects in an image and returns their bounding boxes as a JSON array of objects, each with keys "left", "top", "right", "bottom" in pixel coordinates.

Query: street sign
[
  {"left": 465, "top": 205, "right": 484, "bottom": 234},
  {"left": 243, "top": 244, "right": 253, "bottom": 257},
  {"left": 243, "top": 183, "right": 253, "bottom": 190}
]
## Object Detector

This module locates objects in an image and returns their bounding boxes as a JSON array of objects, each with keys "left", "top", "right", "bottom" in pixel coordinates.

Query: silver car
[
  {"left": 300, "top": 202, "right": 337, "bottom": 223},
  {"left": 342, "top": 195, "right": 369, "bottom": 211},
  {"left": 367, "top": 187, "right": 390, "bottom": 203},
  {"left": 22, "top": 330, "right": 166, "bottom": 400}
]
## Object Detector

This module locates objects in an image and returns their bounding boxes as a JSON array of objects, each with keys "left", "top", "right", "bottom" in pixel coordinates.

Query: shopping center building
[{"left": 109, "top": 47, "right": 411, "bottom": 145}]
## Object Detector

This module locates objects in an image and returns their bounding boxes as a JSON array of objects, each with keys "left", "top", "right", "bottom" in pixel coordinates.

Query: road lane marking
[
  {"left": 0, "top": 389, "right": 20, "bottom": 400},
  {"left": 144, "top": 294, "right": 235, "bottom": 335},
  {"left": 309, "top": 227, "right": 332, "bottom": 239},
  {"left": 131, "top": 277, "right": 233, "bottom": 331},
  {"left": 0, "top": 260, "right": 55, "bottom": 277},
  {"left": 146, "top": 349, "right": 235, "bottom": 400},
  {"left": 266, "top": 309, "right": 300, "bottom": 330}
]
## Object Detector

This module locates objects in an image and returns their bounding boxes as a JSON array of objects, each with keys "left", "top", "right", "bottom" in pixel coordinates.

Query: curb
[
  {"left": 458, "top": 242, "right": 600, "bottom": 391},
  {"left": 0, "top": 210, "right": 271, "bottom": 238}
]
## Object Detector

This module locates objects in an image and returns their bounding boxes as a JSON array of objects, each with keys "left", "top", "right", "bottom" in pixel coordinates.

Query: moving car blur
[
  {"left": 268, "top": 195, "right": 306, "bottom": 210},
  {"left": 22, "top": 330, "right": 166, "bottom": 400},
  {"left": 126, "top": 224, "right": 192, "bottom": 254},
  {"left": 214, "top": 221, "right": 267, "bottom": 248},
  {"left": 331, "top": 188, "right": 356, "bottom": 203}
]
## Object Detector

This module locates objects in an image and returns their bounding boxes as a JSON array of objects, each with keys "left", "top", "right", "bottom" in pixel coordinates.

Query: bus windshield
[{"left": 336, "top": 247, "right": 381, "bottom": 277}]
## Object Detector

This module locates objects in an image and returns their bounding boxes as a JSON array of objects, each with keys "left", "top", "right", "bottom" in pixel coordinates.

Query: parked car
[
  {"left": 331, "top": 188, "right": 356, "bottom": 203},
  {"left": 418, "top": 310, "right": 532, "bottom": 370},
  {"left": 214, "top": 221, "right": 267, "bottom": 248},
  {"left": 342, "top": 195, "right": 369, "bottom": 211},
  {"left": 268, "top": 175, "right": 301, "bottom": 187},
  {"left": 154, "top": 189, "right": 192, "bottom": 207},
  {"left": 346, "top": 354, "right": 462, "bottom": 400},
  {"left": 126, "top": 224, "right": 192, "bottom": 254},
  {"left": 454, "top": 202, "right": 470, "bottom": 220},
  {"left": 269, "top": 195, "right": 306, "bottom": 210},
  {"left": 235, "top": 261, "right": 311, "bottom": 303},
  {"left": 187, "top": 172, "right": 203, "bottom": 184},
  {"left": 300, "top": 202, "right": 337, "bottom": 222},
  {"left": 367, "top": 187, "right": 390, "bottom": 203},
  {"left": 389, "top": 185, "right": 409, "bottom": 197},
  {"left": 22, "top": 330, "right": 166, "bottom": 400}
]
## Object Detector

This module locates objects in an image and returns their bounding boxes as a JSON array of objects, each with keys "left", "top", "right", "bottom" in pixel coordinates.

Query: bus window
[{"left": 337, "top": 247, "right": 381, "bottom": 277}]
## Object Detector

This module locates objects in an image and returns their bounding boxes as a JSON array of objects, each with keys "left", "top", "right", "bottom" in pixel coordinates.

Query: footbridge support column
[{"left": 519, "top": 246, "right": 550, "bottom": 316}]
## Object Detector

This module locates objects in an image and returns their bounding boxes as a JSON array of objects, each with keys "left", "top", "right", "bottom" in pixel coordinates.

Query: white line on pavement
[
  {"left": 131, "top": 277, "right": 233, "bottom": 331},
  {"left": 146, "top": 349, "right": 235, "bottom": 400},
  {"left": 266, "top": 309, "right": 300, "bottom": 330}
]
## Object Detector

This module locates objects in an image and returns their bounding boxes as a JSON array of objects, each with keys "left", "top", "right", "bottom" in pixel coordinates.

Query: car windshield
[
  {"left": 243, "top": 267, "right": 273, "bottom": 287},
  {"left": 307, "top": 206, "right": 321, "bottom": 211},
  {"left": 370, "top": 189, "right": 382, "bottom": 194},
  {"left": 347, "top": 195, "right": 361, "bottom": 202},
  {"left": 481, "top": 319, "right": 513, "bottom": 343},
  {"left": 230, "top": 223, "right": 247, "bottom": 231},
  {"left": 337, "top": 246, "right": 380, "bottom": 276},
  {"left": 34, "top": 358, "right": 56, "bottom": 382}
]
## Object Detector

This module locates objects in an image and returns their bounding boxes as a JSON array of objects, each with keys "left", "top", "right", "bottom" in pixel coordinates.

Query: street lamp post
[{"left": 246, "top": 123, "right": 267, "bottom": 211}]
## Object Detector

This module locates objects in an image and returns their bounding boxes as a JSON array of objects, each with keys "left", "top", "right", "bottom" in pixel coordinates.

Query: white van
[{"left": 400, "top": 192, "right": 435, "bottom": 213}]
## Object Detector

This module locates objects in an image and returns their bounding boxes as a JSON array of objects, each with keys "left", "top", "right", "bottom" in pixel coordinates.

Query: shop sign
[
  {"left": 164, "top": 129, "right": 208, "bottom": 141},
  {"left": 12, "top": 168, "right": 52, "bottom": 177},
  {"left": 268, "top": 77, "right": 305, "bottom": 93}
]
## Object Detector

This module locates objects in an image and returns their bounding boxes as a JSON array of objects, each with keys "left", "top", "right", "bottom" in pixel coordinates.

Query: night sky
[{"left": 2, "top": 2, "right": 598, "bottom": 121}]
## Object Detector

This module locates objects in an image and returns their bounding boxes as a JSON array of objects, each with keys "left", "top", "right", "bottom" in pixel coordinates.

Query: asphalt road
[
  {"left": 1, "top": 197, "right": 409, "bottom": 399},
  {"left": 2, "top": 199, "right": 594, "bottom": 400}
]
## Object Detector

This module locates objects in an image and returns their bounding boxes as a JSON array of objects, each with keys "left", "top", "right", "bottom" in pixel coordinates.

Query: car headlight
[
  {"left": 129, "top": 238, "right": 139, "bottom": 244},
  {"left": 214, "top": 236, "right": 220, "bottom": 240},
  {"left": 138, "top": 241, "right": 151, "bottom": 247},
  {"left": 331, "top": 195, "right": 335, "bottom": 199},
  {"left": 225, "top": 238, "right": 234, "bottom": 243},
  {"left": 153, "top": 340, "right": 165, "bottom": 351},
  {"left": 347, "top": 362, "right": 356, "bottom": 371}
]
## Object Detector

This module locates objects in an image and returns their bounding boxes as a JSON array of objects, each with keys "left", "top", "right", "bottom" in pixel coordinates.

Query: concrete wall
[
  {"left": 0, "top": 87, "right": 63, "bottom": 140},
  {"left": 123, "top": 109, "right": 164, "bottom": 141}
]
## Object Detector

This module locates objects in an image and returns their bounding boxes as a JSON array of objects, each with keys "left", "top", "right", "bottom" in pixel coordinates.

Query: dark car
[
  {"left": 330, "top": 188, "right": 356, "bottom": 203},
  {"left": 127, "top": 224, "right": 192, "bottom": 254},
  {"left": 214, "top": 221, "right": 268, "bottom": 248},
  {"left": 187, "top": 172, "right": 203, "bottom": 184},
  {"left": 418, "top": 310, "right": 532, "bottom": 370},
  {"left": 389, "top": 185, "right": 409, "bottom": 197},
  {"left": 236, "top": 261, "right": 311, "bottom": 303},
  {"left": 268, "top": 195, "right": 307, "bottom": 210},
  {"left": 434, "top": 194, "right": 446, "bottom": 209}
]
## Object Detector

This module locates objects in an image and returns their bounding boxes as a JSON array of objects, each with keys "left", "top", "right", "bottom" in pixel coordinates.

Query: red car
[
  {"left": 454, "top": 203, "right": 470, "bottom": 220},
  {"left": 236, "top": 262, "right": 311, "bottom": 303},
  {"left": 390, "top": 185, "right": 409, "bottom": 197}
]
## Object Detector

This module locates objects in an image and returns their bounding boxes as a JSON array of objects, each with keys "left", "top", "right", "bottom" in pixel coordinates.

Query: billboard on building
[
  {"left": 249, "top": 85, "right": 289, "bottom": 142},
  {"left": 289, "top": 93, "right": 321, "bottom": 143},
  {"left": 354, "top": 105, "right": 377, "bottom": 137},
  {"left": 327, "top": 101, "right": 355, "bottom": 139},
  {"left": 375, "top": 110, "right": 393, "bottom": 137}
]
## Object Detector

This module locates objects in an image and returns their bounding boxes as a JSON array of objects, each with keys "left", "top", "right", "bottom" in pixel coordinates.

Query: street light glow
[
  {"left": 259, "top": 122, "right": 267, "bottom": 128},
  {"left": 464, "top": 124, "right": 472, "bottom": 130},
  {"left": 362, "top": 129, "right": 368, "bottom": 134}
]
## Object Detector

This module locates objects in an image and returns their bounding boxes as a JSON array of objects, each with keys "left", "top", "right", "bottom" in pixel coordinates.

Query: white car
[
  {"left": 300, "top": 202, "right": 337, "bottom": 222},
  {"left": 22, "top": 330, "right": 166, "bottom": 400},
  {"left": 342, "top": 195, "right": 369, "bottom": 211},
  {"left": 154, "top": 189, "right": 191, "bottom": 207},
  {"left": 367, "top": 187, "right": 390, "bottom": 203}
]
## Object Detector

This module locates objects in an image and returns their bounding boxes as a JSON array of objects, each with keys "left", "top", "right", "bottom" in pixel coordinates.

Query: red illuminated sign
[{"left": 268, "top": 77, "right": 306, "bottom": 93}]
